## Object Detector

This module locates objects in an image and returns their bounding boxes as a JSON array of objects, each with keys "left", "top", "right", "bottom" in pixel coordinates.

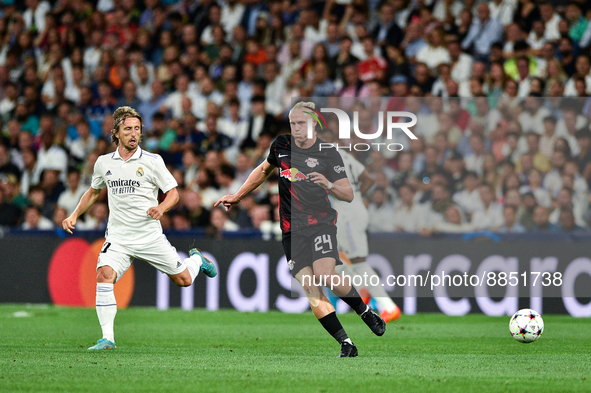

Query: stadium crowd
[{"left": 1, "top": 0, "right": 591, "bottom": 236}]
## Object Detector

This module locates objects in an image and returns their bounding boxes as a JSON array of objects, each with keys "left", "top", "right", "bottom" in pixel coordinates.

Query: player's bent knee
[
  {"left": 96, "top": 266, "right": 117, "bottom": 283},
  {"left": 307, "top": 296, "right": 321, "bottom": 308}
]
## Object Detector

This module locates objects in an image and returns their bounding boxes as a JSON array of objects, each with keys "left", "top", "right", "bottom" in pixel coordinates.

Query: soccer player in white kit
[
  {"left": 63, "top": 106, "right": 217, "bottom": 350},
  {"left": 319, "top": 130, "right": 401, "bottom": 323}
]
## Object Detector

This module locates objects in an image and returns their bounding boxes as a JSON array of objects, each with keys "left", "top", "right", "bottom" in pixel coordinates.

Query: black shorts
[{"left": 282, "top": 226, "right": 342, "bottom": 277}]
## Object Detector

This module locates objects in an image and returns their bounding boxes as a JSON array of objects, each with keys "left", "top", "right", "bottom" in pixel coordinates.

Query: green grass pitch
[{"left": 0, "top": 305, "right": 589, "bottom": 393}]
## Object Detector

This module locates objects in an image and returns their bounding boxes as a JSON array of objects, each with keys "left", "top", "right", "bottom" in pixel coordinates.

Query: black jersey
[{"left": 267, "top": 134, "right": 348, "bottom": 234}]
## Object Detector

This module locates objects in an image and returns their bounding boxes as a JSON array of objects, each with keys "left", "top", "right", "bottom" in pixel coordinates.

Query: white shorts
[
  {"left": 336, "top": 219, "right": 369, "bottom": 259},
  {"left": 97, "top": 234, "right": 186, "bottom": 282}
]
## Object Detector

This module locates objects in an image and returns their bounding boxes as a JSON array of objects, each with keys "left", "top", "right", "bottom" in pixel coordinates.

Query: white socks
[
  {"left": 185, "top": 255, "right": 203, "bottom": 284},
  {"left": 96, "top": 283, "right": 117, "bottom": 342},
  {"left": 351, "top": 262, "right": 398, "bottom": 313}
]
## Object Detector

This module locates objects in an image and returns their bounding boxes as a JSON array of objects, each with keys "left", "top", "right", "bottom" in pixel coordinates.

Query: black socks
[
  {"left": 340, "top": 286, "right": 368, "bottom": 315},
  {"left": 318, "top": 312, "right": 349, "bottom": 344}
]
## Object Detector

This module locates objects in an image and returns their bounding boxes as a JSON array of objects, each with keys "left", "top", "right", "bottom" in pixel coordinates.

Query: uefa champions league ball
[{"left": 509, "top": 309, "right": 544, "bottom": 343}]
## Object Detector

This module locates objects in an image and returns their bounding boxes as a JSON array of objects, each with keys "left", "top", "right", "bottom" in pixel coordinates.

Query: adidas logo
[
  {"left": 176, "top": 261, "right": 182, "bottom": 268},
  {"left": 106, "top": 170, "right": 112, "bottom": 176}
]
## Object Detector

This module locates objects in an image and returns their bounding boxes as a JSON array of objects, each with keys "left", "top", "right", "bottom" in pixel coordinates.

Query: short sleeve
[
  {"left": 91, "top": 158, "right": 106, "bottom": 190},
  {"left": 326, "top": 149, "right": 348, "bottom": 182},
  {"left": 266, "top": 137, "right": 278, "bottom": 167},
  {"left": 152, "top": 155, "right": 178, "bottom": 193}
]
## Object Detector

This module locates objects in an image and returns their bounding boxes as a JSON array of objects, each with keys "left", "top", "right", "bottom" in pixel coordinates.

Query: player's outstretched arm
[
  {"left": 309, "top": 172, "right": 354, "bottom": 202},
  {"left": 62, "top": 187, "right": 102, "bottom": 234},
  {"left": 147, "top": 187, "right": 179, "bottom": 220},
  {"left": 215, "top": 160, "right": 276, "bottom": 211}
]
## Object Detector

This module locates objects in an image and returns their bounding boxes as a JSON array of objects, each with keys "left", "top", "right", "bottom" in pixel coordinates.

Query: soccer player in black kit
[{"left": 215, "top": 102, "right": 386, "bottom": 357}]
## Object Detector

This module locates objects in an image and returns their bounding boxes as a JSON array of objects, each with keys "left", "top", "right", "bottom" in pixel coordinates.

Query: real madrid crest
[{"left": 136, "top": 167, "right": 144, "bottom": 177}]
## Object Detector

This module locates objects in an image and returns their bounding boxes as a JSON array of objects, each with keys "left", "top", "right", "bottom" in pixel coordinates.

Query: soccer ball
[{"left": 509, "top": 309, "right": 544, "bottom": 343}]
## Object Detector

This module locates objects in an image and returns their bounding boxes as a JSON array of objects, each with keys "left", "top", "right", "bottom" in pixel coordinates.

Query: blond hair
[
  {"left": 112, "top": 106, "right": 143, "bottom": 145},
  {"left": 289, "top": 101, "right": 315, "bottom": 117}
]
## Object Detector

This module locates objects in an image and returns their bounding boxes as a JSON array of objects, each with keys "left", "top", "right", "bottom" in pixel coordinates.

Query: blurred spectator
[
  {"left": 519, "top": 96, "right": 551, "bottom": 135},
  {"left": 400, "top": 21, "right": 426, "bottom": 64},
  {"left": 461, "top": 3, "right": 504, "bottom": 60},
  {"left": 416, "top": 26, "right": 450, "bottom": 71},
  {"left": 192, "top": 167, "right": 219, "bottom": 209},
  {"left": 519, "top": 169, "right": 552, "bottom": 208},
  {"left": 263, "top": 62, "right": 285, "bottom": 116},
  {"left": 559, "top": 209, "right": 586, "bottom": 233},
  {"left": 338, "top": 64, "right": 368, "bottom": 98},
  {"left": 392, "top": 151, "right": 415, "bottom": 191},
  {"left": 116, "top": 79, "right": 142, "bottom": 109},
  {"left": 52, "top": 206, "right": 67, "bottom": 229},
  {"left": 22, "top": 205, "right": 53, "bottom": 230},
  {"left": 162, "top": 74, "right": 199, "bottom": 120},
  {"left": 464, "top": 134, "right": 487, "bottom": 176},
  {"left": 240, "top": 95, "right": 278, "bottom": 150},
  {"left": 57, "top": 168, "right": 85, "bottom": 216},
  {"left": 197, "top": 115, "right": 233, "bottom": 156},
  {"left": 564, "top": 55, "right": 591, "bottom": 96},
  {"left": 215, "top": 163, "right": 240, "bottom": 196},
  {"left": 367, "top": 188, "right": 396, "bottom": 232},
  {"left": 393, "top": 184, "right": 429, "bottom": 233},
  {"left": 40, "top": 168, "right": 65, "bottom": 206},
  {"left": 171, "top": 210, "right": 192, "bottom": 231},
  {"left": 519, "top": 191, "right": 538, "bottom": 231},
  {"left": 540, "top": 116, "right": 558, "bottom": 158},
  {"left": 471, "top": 183, "right": 503, "bottom": 230},
  {"left": 539, "top": 1, "right": 561, "bottom": 41},
  {"left": 489, "top": 0, "right": 517, "bottom": 27},
  {"left": 249, "top": 204, "right": 270, "bottom": 229},
  {"left": 427, "top": 183, "right": 454, "bottom": 221},
  {"left": 564, "top": 2, "right": 587, "bottom": 43},
  {"left": 532, "top": 205, "right": 562, "bottom": 233},
  {"left": 357, "top": 36, "right": 387, "bottom": 83},
  {"left": 0, "top": 142, "right": 20, "bottom": 179},
  {"left": 66, "top": 120, "right": 97, "bottom": 163},
  {"left": 210, "top": 206, "right": 239, "bottom": 233},
  {"left": 0, "top": 173, "right": 27, "bottom": 210},
  {"left": 78, "top": 201, "right": 108, "bottom": 231},
  {"left": 27, "top": 185, "right": 52, "bottom": 220},
  {"left": 421, "top": 204, "right": 474, "bottom": 235},
  {"left": 574, "top": 128, "right": 591, "bottom": 179},
  {"left": 517, "top": 133, "right": 551, "bottom": 173},
  {"left": 181, "top": 189, "right": 211, "bottom": 228},
  {"left": 19, "top": 147, "right": 40, "bottom": 196},
  {"left": 0, "top": 184, "right": 21, "bottom": 227},
  {"left": 36, "top": 123, "right": 68, "bottom": 180},
  {"left": 549, "top": 187, "right": 587, "bottom": 229},
  {"left": 452, "top": 171, "right": 483, "bottom": 218},
  {"left": 498, "top": 204, "right": 526, "bottom": 233},
  {"left": 181, "top": 148, "right": 200, "bottom": 187},
  {"left": 372, "top": 2, "right": 403, "bottom": 49}
]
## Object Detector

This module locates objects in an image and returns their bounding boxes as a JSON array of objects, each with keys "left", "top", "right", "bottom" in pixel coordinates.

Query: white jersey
[
  {"left": 330, "top": 150, "right": 369, "bottom": 225},
  {"left": 91, "top": 147, "right": 177, "bottom": 245}
]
